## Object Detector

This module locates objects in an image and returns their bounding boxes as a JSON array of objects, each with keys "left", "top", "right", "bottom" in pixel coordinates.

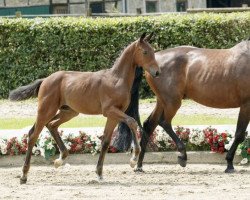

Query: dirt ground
[
  {"left": 0, "top": 163, "right": 249, "bottom": 200},
  {"left": 0, "top": 99, "right": 240, "bottom": 118},
  {"left": 0, "top": 101, "right": 247, "bottom": 199}
]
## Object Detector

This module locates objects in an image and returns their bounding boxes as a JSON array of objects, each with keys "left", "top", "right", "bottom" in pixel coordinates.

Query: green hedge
[{"left": 0, "top": 12, "right": 250, "bottom": 98}]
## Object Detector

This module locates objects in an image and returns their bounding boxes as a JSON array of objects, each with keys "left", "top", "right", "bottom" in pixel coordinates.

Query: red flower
[
  {"left": 247, "top": 148, "right": 250, "bottom": 155},
  {"left": 218, "top": 147, "right": 225, "bottom": 153},
  {"left": 213, "top": 135, "right": 219, "bottom": 142},
  {"left": 218, "top": 141, "right": 224, "bottom": 147},
  {"left": 109, "top": 146, "right": 118, "bottom": 153}
]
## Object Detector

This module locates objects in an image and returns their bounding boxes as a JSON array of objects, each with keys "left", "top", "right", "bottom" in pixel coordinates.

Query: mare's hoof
[
  {"left": 225, "top": 167, "right": 235, "bottom": 173},
  {"left": 130, "top": 158, "right": 137, "bottom": 168},
  {"left": 178, "top": 156, "right": 187, "bottom": 167},
  {"left": 134, "top": 167, "right": 144, "bottom": 173},
  {"left": 54, "top": 158, "right": 64, "bottom": 168},
  {"left": 97, "top": 175, "right": 103, "bottom": 181},
  {"left": 20, "top": 177, "right": 27, "bottom": 184}
]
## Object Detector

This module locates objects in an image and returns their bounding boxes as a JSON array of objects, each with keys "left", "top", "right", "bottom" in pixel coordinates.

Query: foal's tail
[{"left": 9, "top": 79, "right": 44, "bottom": 101}]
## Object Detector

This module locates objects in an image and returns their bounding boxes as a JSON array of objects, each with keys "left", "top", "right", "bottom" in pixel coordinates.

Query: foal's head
[{"left": 134, "top": 33, "right": 160, "bottom": 77}]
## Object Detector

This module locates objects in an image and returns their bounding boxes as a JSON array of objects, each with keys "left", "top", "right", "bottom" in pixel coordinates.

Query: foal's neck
[{"left": 111, "top": 42, "right": 137, "bottom": 89}]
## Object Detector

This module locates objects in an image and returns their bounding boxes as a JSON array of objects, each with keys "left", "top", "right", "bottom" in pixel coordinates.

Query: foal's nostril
[{"left": 155, "top": 71, "right": 160, "bottom": 77}]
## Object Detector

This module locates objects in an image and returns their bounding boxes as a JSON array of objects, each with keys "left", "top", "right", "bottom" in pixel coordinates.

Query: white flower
[
  {"left": 240, "top": 158, "right": 248, "bottom": 165},
  {"left": 225, "top": 139, "right": 234, "bottom": 151},
  {"left": 39, "top": 148, "right": 45, "bottom": 158},
  {"left": 235, "top": 148, "right": 242, "bottom": 156},
  {"left": 46, "top": 142, "right": 54, "bottom": 150},
  {"left": 1, "top": 147, "right": 7, "bottom": 155},
  {"left": 65, "top": 142, "right": 72, "bottom": 150},
  {"left": 32, "top": 146, "right": 40, "bottom": 156},
  {"left": 189, "top": 129, "right": 205, "bottom": 146},
  {"left": 0, "top": 139, "right": 7, "bottom": 155},
  {"left": 39, "top": 139, "right": 45, "bottom": 148}
]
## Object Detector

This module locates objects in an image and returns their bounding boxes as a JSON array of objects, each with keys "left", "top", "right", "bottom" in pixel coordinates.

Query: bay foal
[{"left": 9, "top": 33, "right": 160, "bottom": 184}]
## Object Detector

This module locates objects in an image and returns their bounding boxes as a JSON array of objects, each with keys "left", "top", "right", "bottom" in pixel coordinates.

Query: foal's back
[{"left": 38, "top": 70, "right": 109, "bottom": 115}]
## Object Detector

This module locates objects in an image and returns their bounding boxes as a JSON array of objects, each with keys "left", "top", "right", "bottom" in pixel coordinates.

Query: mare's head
[{"left": 134, "top": 33, "right": 160, "bottom": 77}]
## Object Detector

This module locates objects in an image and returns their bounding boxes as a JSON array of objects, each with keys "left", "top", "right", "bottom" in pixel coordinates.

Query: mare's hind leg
[
  {"left": 96, "top": 118, "right": 117, "bottom": 180},
  {"left": 46, "top": 107, "right": 79, "bottom": 168},
  {"left": 225, "top": 104, "right": 250, "bottom": 173},
  {"left": 21, "top": 107, "right": 58, "bottom": 184},
  {"left": 136, "top": 100, "right": 163, "bottom": 172}
]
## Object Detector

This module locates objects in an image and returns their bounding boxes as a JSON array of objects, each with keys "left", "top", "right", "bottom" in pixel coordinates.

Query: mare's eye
[{"left": 143, "top": 50, "right": 148, "bottom": 55}]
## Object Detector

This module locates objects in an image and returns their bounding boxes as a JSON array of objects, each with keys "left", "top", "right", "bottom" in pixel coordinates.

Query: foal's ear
[
  {"left": 145, "top": 32, "right": 154, "bottom": 43},
  {"left": 140, "top": 32, "right": 147, "bottom": 43}
]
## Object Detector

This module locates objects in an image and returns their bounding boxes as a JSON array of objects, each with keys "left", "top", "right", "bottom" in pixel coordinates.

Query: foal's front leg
[{"left": 104, "top": 107, "right": 141, "bottom": 168}]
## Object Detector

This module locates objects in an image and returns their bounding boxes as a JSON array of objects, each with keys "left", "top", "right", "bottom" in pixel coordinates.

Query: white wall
[{"left": 188, "top": 0, "right": 206, "bottom": 9}]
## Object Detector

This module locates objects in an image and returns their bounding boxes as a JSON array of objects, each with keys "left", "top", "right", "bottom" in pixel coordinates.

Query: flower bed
[{"left": 0, "top": 126, "right": 249, "bottom": 165}]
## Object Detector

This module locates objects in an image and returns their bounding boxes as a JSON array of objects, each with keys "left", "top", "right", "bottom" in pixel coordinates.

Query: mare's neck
[{"left": 111, "top": 42, "right": 137, "bottom": 88}]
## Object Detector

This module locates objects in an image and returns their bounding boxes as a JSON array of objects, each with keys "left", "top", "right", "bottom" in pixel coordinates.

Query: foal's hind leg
[
  {"left": 225, "top": 104, "right": 250, "bottom": 173},
  {"left": 96, "top": 118, "right": 117, "bottom": 180},
  {"left": 46, "top": 108, "right": 79, "bottom": 168},
  {"left": 20, "top": 107, "right": 58, "bottom": 184}
]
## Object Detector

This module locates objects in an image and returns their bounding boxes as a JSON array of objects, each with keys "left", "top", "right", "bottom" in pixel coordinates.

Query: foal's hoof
[
  {"left": 178, "top": 156, "right": 187, "bottom": 167},
  {"left": 54, "top": 158, "right": 64, "bottom": 168},
  {"left": 20, "top": 177, "right": 27, "bottom": 184},
  {"left": 130, "top": 158, "right": 137, "bottom": 168},
  {"left": 225, "top": 167, "right": 235, "bottom": 173},
  {"left": 134, "top": 167, "right": 145, "bottom": 173}
]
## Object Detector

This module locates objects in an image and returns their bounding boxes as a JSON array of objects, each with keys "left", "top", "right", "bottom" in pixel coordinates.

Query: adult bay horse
[
  {"left": 9, "top": 33, "right": 160, "bottom": 184},
  {"left": 121, "top": 39, "right": 250, "bottom": 173}
]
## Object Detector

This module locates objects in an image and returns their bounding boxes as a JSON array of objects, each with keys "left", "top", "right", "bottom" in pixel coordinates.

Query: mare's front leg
[
  {"left": 136, "top": 101, "right": 163, "bottom": 172},
  {"left": 159, "top": 120, "right": 187, "bottom": 167},
  {"left": 96, "top": 118, "right": 117, "bottom": 180},
  {"left": 225, "top": 104, "right": 250, "bottom": 173},
  {"left": 160, "top": 100, "right": 187, "bottom": 167}
]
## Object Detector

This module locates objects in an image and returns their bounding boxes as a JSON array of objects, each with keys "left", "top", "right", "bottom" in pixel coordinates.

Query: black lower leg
[
  {"left": 159, "top": 120, "right": 187, "bottom": 167},
  {"left": 225, "top": 108, "right": 249, "bottom": 173},
  {"left": 136, "top": 117, "right": 155, "bottom": 170}
]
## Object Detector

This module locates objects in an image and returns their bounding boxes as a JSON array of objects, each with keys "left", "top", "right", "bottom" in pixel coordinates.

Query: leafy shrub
[{"left": 0, "top": 12, "right": 249, "bottom": 98}]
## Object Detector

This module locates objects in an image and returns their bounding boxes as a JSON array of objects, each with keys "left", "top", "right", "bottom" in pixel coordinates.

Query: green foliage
[{"left": 0, "top": 12, "right": 250, "bottom": 98}]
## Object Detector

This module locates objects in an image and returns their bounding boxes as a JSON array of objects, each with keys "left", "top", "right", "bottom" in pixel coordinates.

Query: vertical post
[
  {"left": 3, "top": 0, "right": 6, "bottom": 6},
  {"left": 85, "top": 0, "right": 91, "bottom": 16},
  {"left": 102, "top": 0, "right": 105, "bottom": 12},
  {"left": 49, "top": 0, "right": 53, "bottom": 14},
  {"left": 124, "top": 0, "right": 127, "bottom": 13},
  {"left": 67, "top": 0, "right": 70, "bottom": 14},
  {"left": 27, "top": 0, "right": 30, "bottom": 5}
]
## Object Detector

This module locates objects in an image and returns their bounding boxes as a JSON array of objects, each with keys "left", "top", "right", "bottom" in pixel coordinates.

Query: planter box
[{"left": 0, "top": 152, "right": 242, "bottom": 167}]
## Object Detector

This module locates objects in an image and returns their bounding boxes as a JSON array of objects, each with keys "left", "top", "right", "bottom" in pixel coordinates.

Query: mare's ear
[
  {"left": 145, "top": 32, "right": 154, "bottom": 43},
  {"left": 140, "top": 32, "right": 147, "bottom": 43}
]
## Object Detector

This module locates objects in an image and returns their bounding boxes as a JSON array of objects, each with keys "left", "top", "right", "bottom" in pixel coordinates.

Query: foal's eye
[{"left": 143, "top": 50, "right": 148, "bottom": 55}]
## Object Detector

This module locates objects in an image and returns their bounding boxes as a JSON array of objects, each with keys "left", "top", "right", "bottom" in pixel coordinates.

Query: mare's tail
[
  {"left": 112, "top": 67, "right": 143, "bottom": 151},
  {"left": 9, "top": 79, "right": 44, "bottom": 101}
]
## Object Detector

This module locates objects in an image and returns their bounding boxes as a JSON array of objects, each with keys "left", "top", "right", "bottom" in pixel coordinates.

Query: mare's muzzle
[{"left": 149, "top": 67, "right": 160, "bottom": 78}]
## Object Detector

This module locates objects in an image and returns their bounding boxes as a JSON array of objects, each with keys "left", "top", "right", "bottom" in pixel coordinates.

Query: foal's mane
[{"left": 111, "top": 40, "right": 137, "bottom": 68}]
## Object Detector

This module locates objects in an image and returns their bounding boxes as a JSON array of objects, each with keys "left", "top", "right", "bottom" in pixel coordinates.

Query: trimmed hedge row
[{"left": 0, "top": 12, "right": 250, "bottom": 98}]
